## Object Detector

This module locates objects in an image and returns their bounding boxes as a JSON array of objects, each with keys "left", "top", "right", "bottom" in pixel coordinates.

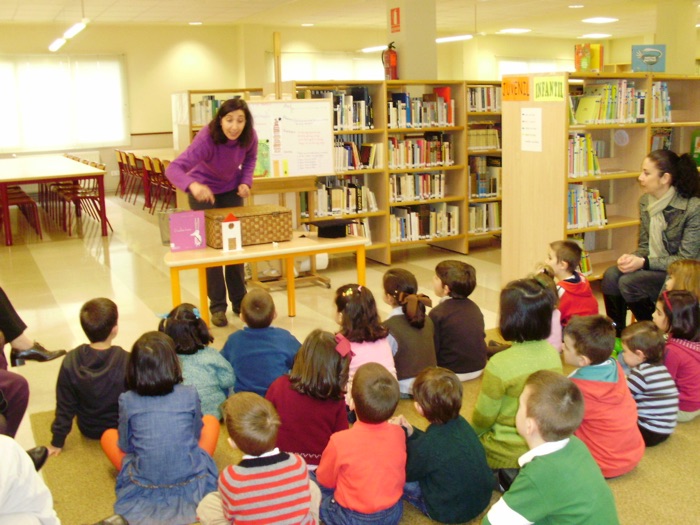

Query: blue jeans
[
  {"left": 309, "top": 471, "right": 403, "bottom": 525},
  {"left": 402, "top": 481, "right": 430, "bottom": 517}
]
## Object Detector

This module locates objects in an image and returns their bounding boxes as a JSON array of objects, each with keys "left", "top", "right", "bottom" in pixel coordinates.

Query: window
[{"left": 0, "top": 54, "right": 129, "bottom": 153}]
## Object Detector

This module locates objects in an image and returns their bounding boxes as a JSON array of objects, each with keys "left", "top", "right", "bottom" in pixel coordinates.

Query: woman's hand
[
  {"left": 237, "top": 183, "right": 251, "bottom": 199},
  {"left": 189, "top": 181, "right": 215, "bottom": 204},
  {"left": 617, "top": 254, "right": 645, "bottom": 273},
  {"left": 388, "top": 414, "right": 414, "bottom": 437}
]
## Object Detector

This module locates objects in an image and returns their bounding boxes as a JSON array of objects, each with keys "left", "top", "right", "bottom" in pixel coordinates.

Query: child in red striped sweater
[{"left": 197, "top": 392, "right": 320, "bottom": 524}]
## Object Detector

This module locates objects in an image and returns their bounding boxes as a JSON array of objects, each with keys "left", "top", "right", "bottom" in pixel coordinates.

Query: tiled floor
[{"left": 0, "top": 196, "right": 506, "bottom": 449}]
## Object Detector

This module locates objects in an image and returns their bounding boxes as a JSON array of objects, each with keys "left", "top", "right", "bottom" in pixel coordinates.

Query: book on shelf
[
  {"left": 568, "top": 132, "right": 601, "bottom": 178},
  {"left": 467, "top": 125, "right": 501, "bottom": 151},
  {"left": 390, "top": 202, "right": 459, "bottom": 242},
  {"left": 349, "top": 86, "right": 373, "bottom": 130},
  {"left": 388, "top": 133, "right": 452, "bottom": 169},
  {"left": 691, "top": 130, "right": 700, "bottom": 167},
  {"left": 468, "top": 156, "right": 501, "bottom": 198},
  {"left": 390, "top": 172, "right": 445, "bottom": 202},
  {"left": 433, "top": 86, "right": 454, "bottom": 126},
  {"left": 359, "top": 143, "right": 378, "bottom": 169},
  {"left": 650, "top": 81, "right": 672, "bottom": 123},
  {"left": 573, "top": 95, "right": 602, "bottom": 124},
  {"left": 467, "top": 85, "right": 502, "bottom": 112},
  {"left": 574, "top": 43, "right": 603, "bottom": 72},
  {"left": 468, "top": 202, "right": 501, "bottom": 233},
  {"left": 568, "top": 234, "right": 593, "bottom": 276},
  {"left": 650, "top": 127, "right": 673, "bottom": 151},
  {"left": 567, "top": 184, "right": 607, "bottom": 229}
]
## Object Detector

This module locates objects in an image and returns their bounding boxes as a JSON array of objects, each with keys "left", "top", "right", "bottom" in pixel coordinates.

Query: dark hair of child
[
  {"left": 351, "top": 362, "right": 399, "bottom": 424},
  {"left": 412, "top": 367, "right": 462, "bottom": 425},
  {"left": 383, "top": 268, "right": 432, "bottom": 328},
  {"left": 289, "top": 329, "right": 350, "bottom": 401},
  {"left": 80, "top": 297, "right": 118, "bottom": 343},
  {"left": 335, "top": 284, "right": 388, "bottom": 343},
  {"left": 531, "top": 269, "right": 559, "bottom": 309},
  {"left": 499, "top": 278, "right": 553, "bottom": 343},
  {"left": 549, "top": 240, "right": 582, "bottom": 273},
  {"left": 660, "top": 290, "right": 700, "bottom": 342},
  {"left": 240, "top": 288, "right": 276, "bottom": 329},
  {"left": 524, "top": 370, "right": 584, "bottom": 441},
  {"left": 223, "top": 392, "right": 280, "bottom": 456},
  {"left": 158, "top": 303, "right": 214, "bottom": 355},
  {"left": 646, "top": 150, "right": 700, "bottom": 199},
  {"left": 435, "top": 260, "right": 476, "bottom": 299},
  {"left": 126, "top": 331, "right": 183, "bottom": 396},
  {"left": 621, "top": 321, "right": 666, "bottom": 364},
  {"left": 564, "top": 315, "right": 616, "bottom": 365}
]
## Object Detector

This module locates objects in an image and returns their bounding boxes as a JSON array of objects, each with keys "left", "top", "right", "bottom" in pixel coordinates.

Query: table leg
[
  {"left": 96, "top": 176, "right": 108, "bottom": 237},
  {"left": 0, "top": 184, "right": 12, "bottom": 246},
  {"left": 198, "top": 267, "right": 210, "bottom": 326},
  {"left": 170, "top": 267, "right": 182, "bottom": 307},
  {"left": 285, "top": 256, "right": 296, "bottom": 317},
  {"left": 356, "top": 245, "right": 366, "bottom": 286}
]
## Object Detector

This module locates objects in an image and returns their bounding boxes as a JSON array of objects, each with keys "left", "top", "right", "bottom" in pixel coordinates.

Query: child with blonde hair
[{"left": 665, "top": 259, "right": 700, "bottom": 299}]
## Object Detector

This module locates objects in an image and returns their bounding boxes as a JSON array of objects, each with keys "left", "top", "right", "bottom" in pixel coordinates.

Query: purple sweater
[{"left": 166, "top": 126, "right": 258, "bottom": 195}]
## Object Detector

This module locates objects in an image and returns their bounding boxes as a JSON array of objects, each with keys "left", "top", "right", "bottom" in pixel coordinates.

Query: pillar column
[
  {"left": 655, "top": 0, "right": 696, "bottom": 74},
  {"left": 386, "top": 0, "right": 437, "bottom": 80}
]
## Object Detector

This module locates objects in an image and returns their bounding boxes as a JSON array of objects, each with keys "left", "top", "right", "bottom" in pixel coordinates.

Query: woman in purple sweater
[{"left": 166, "top": 99, "right": 258, "bottom": 327}]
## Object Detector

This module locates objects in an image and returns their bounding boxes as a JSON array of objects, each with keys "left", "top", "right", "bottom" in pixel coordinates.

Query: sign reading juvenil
[{"left": 502, "top": 77, "right": 530, "bottom": 101}]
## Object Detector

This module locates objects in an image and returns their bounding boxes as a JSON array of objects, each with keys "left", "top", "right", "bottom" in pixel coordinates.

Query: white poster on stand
[{"left": 520, "top": 108, "right": 542, "bottom": 152}]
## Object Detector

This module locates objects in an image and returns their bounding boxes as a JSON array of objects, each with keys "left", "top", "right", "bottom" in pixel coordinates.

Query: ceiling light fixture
[
  {"left": 49, "top": 0, "right": 89, "bottom": 52},
  {"left": 189, "top": 22, "right": 203, "bottom": 26},
  {"left": 579, "top": 33, "right": 612, "bottom": 38},
  {"left": 301, "top": 23, "right": 314, "bottom": 27},
  {"left": 496, "top": 28, "right": 531, "bottom": 34},
  {"left": 436, "top": 34, "right": 474, "bottom": 43},
  {"left": 360, "top": 45, "right": 388, "bottom": 53},
  {"left": 568, "top": 4, "right": 585, "bottom": 8},
  {"left": 582, "top": 17, "right": 618, "bottom": 24}
]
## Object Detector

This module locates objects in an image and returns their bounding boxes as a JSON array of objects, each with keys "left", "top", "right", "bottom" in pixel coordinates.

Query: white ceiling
[{"left": 0, "top": 0, "right": 698, "bottom": 40}]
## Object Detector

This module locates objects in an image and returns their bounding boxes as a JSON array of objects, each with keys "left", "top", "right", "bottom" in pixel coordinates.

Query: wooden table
[
  {"left": 164, "top": 232, "right": 367, "bottom": 324},
  {"left": 0, "top": 155, "right": 107, "bottom": 245}
]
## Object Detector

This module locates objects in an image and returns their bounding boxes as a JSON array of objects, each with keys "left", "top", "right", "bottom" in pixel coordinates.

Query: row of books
[
  {"left": 390, "top": 202, "right": 460, "bottom": 242},
  {"left": 347, "top": 219, "right": 372, "bottom": 243},
  {"left": 333, "top": 141, "right": 382, "bottom": 172},
  {"left": 468, "top": 156, "right": 501, "bottom": 198},
  {"left": 569, "top": 235, "right": 594, "bottom": 276},
  {"left": 467, "top": 127, "right": 501, "bottom": 151},
  {"left": 567, "top": 184, "right": 607, "bottom": 229},
  {"left": 650, "top": 81, "right": 672, "bottom": 123},
  {"left": 568, "top": 132, "right": 601, "bottom": 178},
  {"left": 387, "top": 134, "right": 453, "bottom": 169},
  {"left": 468, "top": 202, "right": 501, "bottom": 234},
  {"left": 571, "top": 80, "right": 645, "bottom": 124},
  {"left": 387, "top": 87, "right": 455, "bottom": 128},
  {"left": 650, "top": 127, "right": 673, "bottom": 151},
  {"left": 191, "top": 96, "right": 227, "bottom": 125},
  {"left": 467, "top": 85, "right": 502, "bottom": 113},
  {"left": 301, "top": 178, "right": 378, "bottom": 218},
  {"left": 305, "top": 87, "right": 373, "bottom": 131},
  {"left": 389, "top": 172, "right": 445, "bottom": 203}
]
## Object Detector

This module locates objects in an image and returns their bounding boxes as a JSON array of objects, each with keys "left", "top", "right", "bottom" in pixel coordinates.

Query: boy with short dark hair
[
  {"left": 562, "top": 315, "right": 645, "bottom": 477},
  {"left": 221, "top": 288, "right": 301, "bottom": 396},
  {"left": 391, "top": 367, "right": 492, "bottom": 524},
  {"left": 48, "top": 298, "right": 129, "bottom": 456},
  {"left": 429, "top": 260, "right": 487, "bottom": 381},
  {"left": 545, "top": 240, "right": 599, "bottom": 326},
  {"left": 197, "top": 392, "right": 318, "bottom": 525},
  {"left": 483, "top": 370, "right": 619, "bottom": 524},
  {"left": 314, "top": 362, "right": 406, "bottom": 525}
]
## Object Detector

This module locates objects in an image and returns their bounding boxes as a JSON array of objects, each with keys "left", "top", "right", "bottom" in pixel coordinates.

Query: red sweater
[
  {"left": 664, "top": 338, "right": 700, "bottom": 412},
  {"left": 557, "top": 274, "right": 599, "bottom": 326},
  {"left": 571, "top": 359, "right": 645, "bottom": 478},
  {"left": 316, "top": 421, "right": 406, "bottom": 513}
]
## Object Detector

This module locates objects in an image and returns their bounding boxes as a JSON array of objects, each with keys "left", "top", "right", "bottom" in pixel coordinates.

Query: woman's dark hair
[
  {"left": 335, "top": 284, "right": 388, "bottom": 343},
  {"left": 660, "top": 290, "right": 700, "bottom": 342},
  {"left": 158, "top": 303, "right": 213, "bottom": 355},
  {"left": 499, "top": 278, "right": 554, "bottom": 342},
  {"left": 383, "top": 268, "right": 430, "bottom": 328},
  {"left": 208, "top": 98, "right": 255, "bottom": 146},
  {"left": 646, "top": 150, "right": 700, "bottom": 199},
  {"left": 126, "top": 332, "right": 183, "bottom": 396},
  {"left": 289, "top": 329, "right": 350, "bottom": 401}
]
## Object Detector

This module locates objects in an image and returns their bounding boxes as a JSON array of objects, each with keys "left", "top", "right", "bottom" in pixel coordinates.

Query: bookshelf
[
  {"left": 501, "top": 72, "right": 700, "bottom": 285},
  {"left": 466, "top": 81, "right": 503, "bottom": 240}
]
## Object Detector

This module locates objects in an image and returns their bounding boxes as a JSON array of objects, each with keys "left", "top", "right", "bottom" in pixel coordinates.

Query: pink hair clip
[
  {"left": 334, "top": 333, "right": 354, "bottom": 357},
  {"left": 662, "top": 290, "right": 673, "bottom": 311}
]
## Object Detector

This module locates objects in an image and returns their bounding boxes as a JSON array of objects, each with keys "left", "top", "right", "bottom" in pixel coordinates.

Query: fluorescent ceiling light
[
  {"left": 580, "top": 33, "right": 612, "bottom": 38},
  {"left": 63, "top": 20, "right": 87, "bottom": 39},
  {"left": 361, "top": 45, "right": 388, "bottom": 53},
  {"left": 301, "top": 23, "right": 314, "bottom": 27},
  {"left": 496, "top": 28, "right": 531, "bottom": 34},
  {"left": 49, "top": 38, "right": 66, "bottom": 52},
  {"left": 189, "top": 22, "right": 202, "bottom": 26},
  {"left": 568, "top": 4, "right": 584, "bottom": 8},
  {"left": 582, "top": 17, "right": 618, "bottom": 24},
  {"left": 436, "top": 34, "right": 473, "bottom": 43}
]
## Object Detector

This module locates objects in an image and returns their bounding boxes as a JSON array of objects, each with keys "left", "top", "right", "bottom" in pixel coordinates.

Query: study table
[
  {"left": 0, "top": 155, "right": 107, "bottom": 246},
  {"left": 164, "top": 232, "right": 367, "bottom": 325}
]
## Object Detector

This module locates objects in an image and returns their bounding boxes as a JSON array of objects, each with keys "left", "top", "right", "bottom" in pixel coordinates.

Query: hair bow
[
  {"left": 193, "top": 307, "right": 201, "bottom": 319},
  {"left": 662, "top": 290, "right": 672, "bottom": 311},
  {"left": 401, "top": 293, "right": 433, "bottom": 319},
  {"left": 334, "top": 333, "right": 354, "bottom": 357}
]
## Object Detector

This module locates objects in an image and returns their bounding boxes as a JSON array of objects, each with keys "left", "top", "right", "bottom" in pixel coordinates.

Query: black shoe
[
  {"left": 87, "top": 515, "right": 129, "bottom": 525},
  {"left": 10, "top": 342, "right": 66, "bottom": 366},
  {"left": 27, "top": 446, "right": 48, "bottom": 471},
  {"left": 603, "top": 294, "right": 629, "bottom": 336},
  {"left": 211, "top": 311, "right": 228, "bottom": 327},
  {"left": 627, "top": 299, "right": 655, "bottom": 323}
]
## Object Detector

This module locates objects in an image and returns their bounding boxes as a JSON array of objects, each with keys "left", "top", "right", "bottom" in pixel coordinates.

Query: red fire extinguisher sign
[{"left": 391, "top": 7, "right": 400, "bottom": 33}]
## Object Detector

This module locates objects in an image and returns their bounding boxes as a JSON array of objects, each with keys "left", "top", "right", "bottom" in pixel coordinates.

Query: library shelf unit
[
  {"left": 465, "top": 81, "right": 503, "bottom": 240},
  {"left": 500, "top": 71, "right": 700, "bottom": 285}
]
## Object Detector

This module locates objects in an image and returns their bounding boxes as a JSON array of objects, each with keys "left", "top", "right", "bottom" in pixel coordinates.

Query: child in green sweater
[
  {"left": 472, "top": 278, "right": 563, "bottom": 469},
  {"left": 390, "top": 367, "right": 493, "bottom": 523},
  {"left": 483, "top": 370, "right": 619, "bottom": 524}
]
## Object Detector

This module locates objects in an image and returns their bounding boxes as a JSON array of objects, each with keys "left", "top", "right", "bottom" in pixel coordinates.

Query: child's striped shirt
[{"left": 627, "top": 362, "right": 679, "bottom": 435}]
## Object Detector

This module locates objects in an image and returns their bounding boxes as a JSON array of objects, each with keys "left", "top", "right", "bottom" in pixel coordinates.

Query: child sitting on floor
[
  {"left": 563, "top": 315, "right": 645, "bottom": 477},
  {"left": 483, "top": 370, "right": 619, "bottom": 524}
]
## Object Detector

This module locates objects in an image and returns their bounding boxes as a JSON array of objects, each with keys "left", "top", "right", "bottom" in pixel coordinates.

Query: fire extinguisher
[{"left": 382, "top": 42, "right": 398, "bottom": 80}]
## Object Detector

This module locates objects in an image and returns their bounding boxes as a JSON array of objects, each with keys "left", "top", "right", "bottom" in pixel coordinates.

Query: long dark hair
[
  {"left": 383, "top": 268, "right": 431, "bottom": 328},
  {"left": 289, "top": 329, "right": 350, "bottom": 401},
  {"left": 208, "top": 98, "right": 255, "bottom": 146},
  {"left": 158, "top": 303, "right": 213, "bottom": 355},
  {"left": 660, "top": 290, "right": 700, "bottom": 342},
  {"left": 335, "top": 284, "right": 388, "bottom": 343},
  {"left": 646, "top": 150, "right": 700, "bottom": 199},
  {"left": 126, "top": 332, "right": 183, "bottom": 396},
  {"left": 499, "top": 278, "right": 553, "bottom": 342}
]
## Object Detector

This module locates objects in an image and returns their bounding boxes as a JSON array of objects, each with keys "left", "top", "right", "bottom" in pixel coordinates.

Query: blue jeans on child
[
  {"left": 309, "top": 471, "right": 403, "bottom": 525},
  {"left": 402, "top": 481, "right": 431, "bottom": 517}
]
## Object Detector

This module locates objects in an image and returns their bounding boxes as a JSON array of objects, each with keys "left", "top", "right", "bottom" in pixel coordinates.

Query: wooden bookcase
[{"left": 500, "top": 72, "right": 700, "bottom": 285}]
